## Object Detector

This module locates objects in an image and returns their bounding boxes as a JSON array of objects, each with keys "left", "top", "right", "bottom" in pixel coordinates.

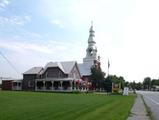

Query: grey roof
[
  {"left": 61, "top": 61, "right": 76, "bottom": 74},
  {"left": 78, "top": 64, "right": 91, "bottom": 76},
  {"left": 24, "top": 67, "right": 43, "bottom": 74},
  {"left": 44, "top": 61, "right": 76, "bottom": 74},
  {"left": 24, "top": 61, "right": 77, "bottom": 75},
  {"left": 44, "top": 62, "right": 65, "bottom": 73}
]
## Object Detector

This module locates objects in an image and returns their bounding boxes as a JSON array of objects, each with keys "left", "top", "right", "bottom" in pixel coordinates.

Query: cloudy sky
[{"left": 0, "top": 0, "right": 159, "bottom": 82}]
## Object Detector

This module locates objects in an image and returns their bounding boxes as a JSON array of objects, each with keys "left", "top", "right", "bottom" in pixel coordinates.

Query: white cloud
[
  {"left": 0, "top": 38, "right": 85, "bottom": 78},
  {"left": 51, "top": 19, "right": 64, "bottom": 28},
  {"left": 0, "top": 15, "right": 31, "bottom": 26},
  {"left": 0, "top": 40, "right": 63, "bottom": 54},
  {"left": 0, "top": 0, "right": 10, "bottom": 10}
]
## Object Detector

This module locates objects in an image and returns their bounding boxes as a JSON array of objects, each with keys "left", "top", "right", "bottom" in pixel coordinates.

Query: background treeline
[{"left": 91, "top": 67, "right": 159, "bottom": 92}]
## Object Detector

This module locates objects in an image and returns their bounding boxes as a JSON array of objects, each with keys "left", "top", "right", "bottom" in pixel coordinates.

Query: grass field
[{"left": 0, "top": 91, "right": 135, "bottom": 120}]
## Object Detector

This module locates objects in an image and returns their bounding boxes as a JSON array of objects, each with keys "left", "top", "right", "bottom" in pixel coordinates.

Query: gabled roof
[
  {"left": 78, "top": 64, "right": 91, "bottom": 76},
  {"left": 43, "top": 61, "right": 76, "bottom": 74},
  {"left": 44, "top": 62, "right": 65, "bottom": 73},
  {"left": 23, "top": 67, "right": 43, "bottom": 74},
  {"left": 61, "top": 61, "right": 76, "bottom": 74},
  {"left": 23, "top": 61, "right": 78, "bottom": 75}
]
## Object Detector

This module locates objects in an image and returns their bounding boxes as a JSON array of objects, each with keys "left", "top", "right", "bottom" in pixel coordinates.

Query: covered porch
[{"left": 35, "top": 78, "right": 84, "bottom": 92}]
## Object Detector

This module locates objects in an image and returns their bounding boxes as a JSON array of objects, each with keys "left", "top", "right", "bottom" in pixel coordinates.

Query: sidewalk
[{"left": 127, "top": 94, "right": 150, "bottom": 120}]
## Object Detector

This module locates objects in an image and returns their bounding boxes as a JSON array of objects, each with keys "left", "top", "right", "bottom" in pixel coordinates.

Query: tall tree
[
  {"left": 104, "top": 76, "right": 112, "bottom": 92},
  {"left": 143, "top": 77, "right": 151, "bottom": 90},
  {"left": 91, "top": 66, "right": 105, "bottom": 90},
  {"left": 135, "top": 82, "right": 142, "bottom": 90}
]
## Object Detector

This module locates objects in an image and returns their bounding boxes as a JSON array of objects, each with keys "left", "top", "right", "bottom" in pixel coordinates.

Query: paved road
[{"left": 137, "top": 91, "right": 159, "bottom": 120}]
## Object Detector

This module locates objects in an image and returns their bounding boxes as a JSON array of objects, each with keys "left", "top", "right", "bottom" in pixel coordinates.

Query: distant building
[
  {"left": 152, "top": 85, "right": 159, "bottom": 91},
  {"left": 2, "top": 79, "right": 22, "bottom": 90}
]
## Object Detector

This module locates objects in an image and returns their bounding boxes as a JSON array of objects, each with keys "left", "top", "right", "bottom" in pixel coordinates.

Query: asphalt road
[{"left": 137, "top": 91, "right": 159, "bottom": 120}]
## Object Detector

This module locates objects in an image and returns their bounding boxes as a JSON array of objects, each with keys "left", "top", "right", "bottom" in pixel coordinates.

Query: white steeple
[
  {"left": 86, "top": 22, "right": 97, "bottom": 57},
  {"left": 83, "top": 22, "right": 98, "bottom": 71}
]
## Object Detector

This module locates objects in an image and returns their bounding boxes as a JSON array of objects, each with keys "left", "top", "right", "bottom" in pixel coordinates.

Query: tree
[
  {"left": 143, "top": 77, "right": 151, "bottom": 90},
  {"left": 135, "top": 82, "right": 142, "bottom": 90},
  {"left": 90, "top": 66, "right": 105, "bottom": 90},
  {"left": 151, "top": 79, "right": 159, "bottom": 86},
  {"left": 129, "top": 81, "right": 136, "bottom": 90},
  {"left": 108, "top": 75, "right": 125, "bottom": 89},
  {"left": 104, "top": 76, "right": 112, "bottom": 92},
  {"left": 124, "top": 81, "right": 129, "bottom": 87},
  {"left": 118, "top": 76, "right": 125, "bottom": 89}
]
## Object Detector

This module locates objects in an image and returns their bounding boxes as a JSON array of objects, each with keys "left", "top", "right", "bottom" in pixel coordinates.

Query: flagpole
[
  {"left": 107, "top": 59, "right": 110, "bottom": 77},
  {"left": 107, "top": 66, "right": 109, "bottom": 77}
]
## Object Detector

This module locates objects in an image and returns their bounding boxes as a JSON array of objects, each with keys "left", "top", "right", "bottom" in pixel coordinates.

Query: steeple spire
[
  {"left": 85, "top": 22, "right": 97, "bottom": 57},
  {"left": 88, "top": 21, "right": 95, "bottom": 43},
  {"left": 91, "top": 21, "right": 93, "bottom": 27}
]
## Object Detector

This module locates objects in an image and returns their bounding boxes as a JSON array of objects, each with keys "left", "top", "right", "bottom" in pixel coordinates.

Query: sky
[{"left": 0, "top": 0, "right": 159, "bottom": 83}]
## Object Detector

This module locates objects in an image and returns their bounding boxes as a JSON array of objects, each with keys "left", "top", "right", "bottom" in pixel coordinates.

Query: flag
[{"left": 108, "top": 59, "right": 110, "bottom": 68}]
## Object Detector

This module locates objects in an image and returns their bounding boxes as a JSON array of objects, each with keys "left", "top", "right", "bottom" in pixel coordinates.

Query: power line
[{"left": 0, "top": 51, "right": 20, "bottom": 75}]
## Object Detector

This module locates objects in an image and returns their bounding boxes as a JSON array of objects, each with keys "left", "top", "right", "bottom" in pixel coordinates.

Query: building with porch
[{"left": 23, "top": 61, "right": 82, "bottom": 92}]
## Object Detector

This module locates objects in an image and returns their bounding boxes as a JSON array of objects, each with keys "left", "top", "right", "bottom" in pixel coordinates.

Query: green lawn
[{"left": 0, "top": 91, "right": 135, "bottom": 120}]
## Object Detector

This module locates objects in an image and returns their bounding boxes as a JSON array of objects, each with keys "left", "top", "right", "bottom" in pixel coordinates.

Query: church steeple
[
  {"left": 86, "top": 22, "right": 97, "bottom": 57},
  {"left": 88, "top": 21, "right": 95, "bottom": 43},
  {"left": 82, "top": 22, "right": 101, "bottom": 74}
]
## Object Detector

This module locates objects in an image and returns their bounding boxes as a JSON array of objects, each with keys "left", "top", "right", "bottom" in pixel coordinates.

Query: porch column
[
  {"left": 72, "top": 81, "right": 75, "bottom": 90},
  {"left": 35, "top": 81, "right": 37, "bottom": 91},
  {"left": 16, "top": 82, "right": 18, "bottom": 90},
  {"left": 11, "top": 81, "right": 13, "bottom": 90},
  {"left": 59, "top": 81, "right": 63, "bottom": 90},
  {"left": 51, "top": 81, "right": 54, "bottom": 91},
  {"left": 43, "top": 81, "right": 46, "bottom": 91},
  {"left": 69, "top": 81, "right": 72, "bottom": 91},
  {"left": 19, "top": 82, "right": 22, "bottom": 90}
]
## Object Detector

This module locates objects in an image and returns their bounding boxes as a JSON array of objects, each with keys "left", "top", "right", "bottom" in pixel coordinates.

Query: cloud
[
  {"left": 51, "top": 19, "right": 64, "bottom": 28},
  {"left": 0, "top": 37, "right": 85, "bottom": 79},
  {"left": 0, "top": 40, "right": 59, "bottom": 54},
  {"left": 0, "top": 0, "right": 10, "bottom": 10},
  {"left": 0, "top": 38, "right": 83, "bottom": 55},
  {"left": 0, "top": 15, "right": 31, "bottom": 26}
]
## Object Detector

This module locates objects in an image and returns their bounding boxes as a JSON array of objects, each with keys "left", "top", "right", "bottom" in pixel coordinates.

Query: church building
[{"left": 2, "top": 23, "right": 101, "bottom": 92}]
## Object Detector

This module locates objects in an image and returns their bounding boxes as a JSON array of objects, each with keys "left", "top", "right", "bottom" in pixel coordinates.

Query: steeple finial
[
  {"left": 89, "top": 21, "right": 95, "bottom": 38},
  {"left": 91, "top": 21, "right": 93, "bottom": 27}
]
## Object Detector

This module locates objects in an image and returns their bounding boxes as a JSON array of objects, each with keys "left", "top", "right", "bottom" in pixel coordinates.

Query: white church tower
[
  {"left": 78, "top": 22, "right": 101, "bottom": 79},
  {"left": 83, "top": 22, "right": 99, "bottom": 70}
]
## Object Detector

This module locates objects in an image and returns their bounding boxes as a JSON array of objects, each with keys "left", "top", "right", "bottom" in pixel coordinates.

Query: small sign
[{"left": 123, "top": 87, "right": 129, "bottom": 95}]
